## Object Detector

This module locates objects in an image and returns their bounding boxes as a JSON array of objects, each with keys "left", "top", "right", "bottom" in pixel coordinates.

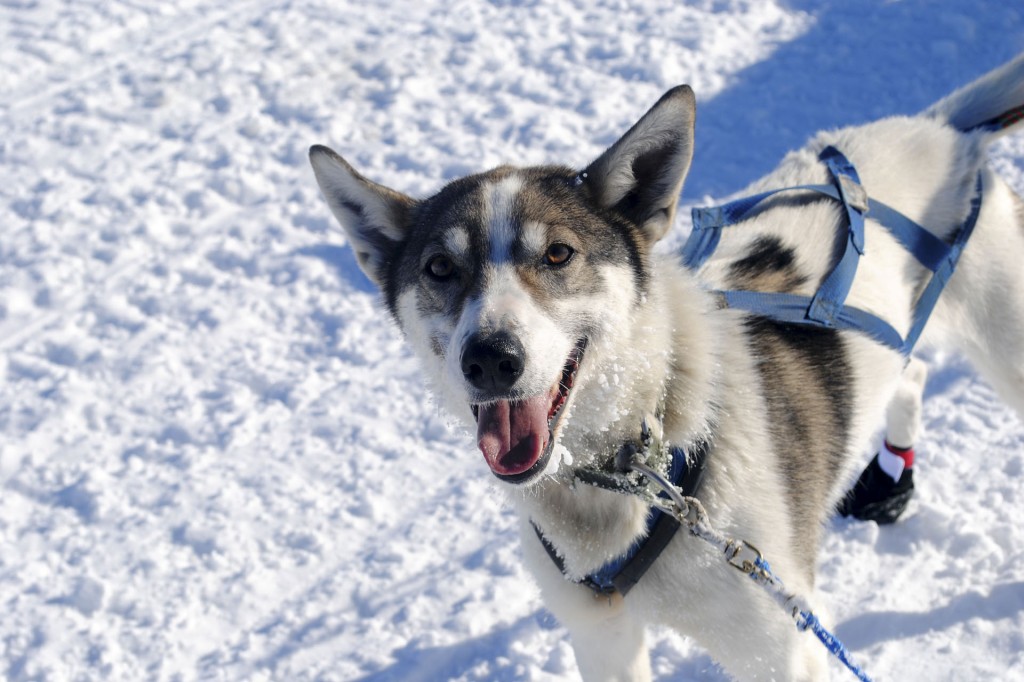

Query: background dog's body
[{"left": 312, "top": 54, "right": 1024, "bottom": 681}]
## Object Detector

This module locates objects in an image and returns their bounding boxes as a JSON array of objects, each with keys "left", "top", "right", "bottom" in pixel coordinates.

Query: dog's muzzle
[{"left": 469, "top": 337, "right": 586, "bottom": 484}]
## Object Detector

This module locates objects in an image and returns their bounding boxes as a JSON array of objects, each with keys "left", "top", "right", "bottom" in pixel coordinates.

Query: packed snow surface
[{"left": 1, "top": 0, "right": 1023, "bottom": 680}]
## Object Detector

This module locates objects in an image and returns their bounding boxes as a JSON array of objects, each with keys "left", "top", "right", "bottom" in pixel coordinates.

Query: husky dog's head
[{"left": 311, "top": 86, "right": 696, "bottom": 485}]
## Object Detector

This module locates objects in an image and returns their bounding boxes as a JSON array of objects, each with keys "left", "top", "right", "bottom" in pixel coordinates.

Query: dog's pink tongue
[{"left": 477, "top": 397, "right": 550, "bottom": 476}]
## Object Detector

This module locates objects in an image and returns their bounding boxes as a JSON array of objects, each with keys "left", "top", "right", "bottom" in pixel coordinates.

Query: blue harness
[
  {"left": 682, "top": 145, "right": 983, "bottom": 357},
  {"left": 538, "top": 146, "right": 982, "bottom": 598}
]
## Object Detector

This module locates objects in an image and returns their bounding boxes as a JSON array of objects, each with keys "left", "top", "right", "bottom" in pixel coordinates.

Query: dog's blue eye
[
  {"left": 545, "top": 243, "right": 574, "bottom": 266},
  {"left": 426, "top": 255, "right": 456, "bottom": 280}
]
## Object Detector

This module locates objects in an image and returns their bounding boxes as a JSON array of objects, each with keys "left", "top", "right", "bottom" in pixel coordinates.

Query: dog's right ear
[
  {"left": 309, "top": 145, "right": 415, "bottom": 287},
  {"left": 583, "top": 85, "right": 696, "bottom": 244}
]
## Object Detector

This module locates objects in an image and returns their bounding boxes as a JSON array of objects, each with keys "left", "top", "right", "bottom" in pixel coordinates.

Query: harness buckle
[
  {"left": 837, "top": 174, "right": 869, "bottom": 215},
  {"left": 725, "top": 539, "right": 769, "bottom": 579}
]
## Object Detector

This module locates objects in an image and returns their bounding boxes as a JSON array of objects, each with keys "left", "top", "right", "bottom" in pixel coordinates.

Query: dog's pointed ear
[
  {"left": 583, "top": 85, "right": 695, "bottom": 243},
  {"left": 309, "top": 145, "right": 415, "bottom": 287}
]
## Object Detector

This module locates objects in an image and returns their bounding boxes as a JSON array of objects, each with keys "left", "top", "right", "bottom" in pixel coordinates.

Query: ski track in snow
[{"left": 1, "top": 0, "right": 1023, "bottom": 680}]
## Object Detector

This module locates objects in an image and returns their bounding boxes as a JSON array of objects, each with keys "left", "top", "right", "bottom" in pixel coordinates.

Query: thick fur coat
[{"left": 310, "top": 54, "right": 1024, "bottom": 680}]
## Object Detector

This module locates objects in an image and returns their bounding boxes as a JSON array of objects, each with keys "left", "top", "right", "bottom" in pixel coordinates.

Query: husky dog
[{"left": 310, "top": 55, "right": 1024, "bottom": 681}]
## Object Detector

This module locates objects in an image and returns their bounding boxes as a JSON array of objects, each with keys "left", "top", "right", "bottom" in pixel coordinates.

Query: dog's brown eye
[
  {"left": 426, "top": 255, "right": 456, "bottom": 281},
  {"left": 545, "top": 243, "right": 574, "bottom": 266}
]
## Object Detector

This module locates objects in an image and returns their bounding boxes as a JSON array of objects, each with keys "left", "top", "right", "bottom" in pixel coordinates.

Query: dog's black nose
[{"left": 461, "top": 332, "right": 525, "bottom": 392}]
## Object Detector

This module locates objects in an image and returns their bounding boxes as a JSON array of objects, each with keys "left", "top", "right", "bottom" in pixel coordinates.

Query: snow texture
[{"left": 1, "top": 0, "right": 1023, "bottom": 680}]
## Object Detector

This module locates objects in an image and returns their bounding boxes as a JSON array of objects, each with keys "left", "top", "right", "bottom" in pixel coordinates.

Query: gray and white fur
[{"left": 310, "top": 54, "right": 1024, "bottom": 680}]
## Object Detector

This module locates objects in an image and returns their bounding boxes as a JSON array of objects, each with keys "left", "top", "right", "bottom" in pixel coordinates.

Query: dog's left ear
[{"left": 583, "top": 85, "right": 695, "bottom": 243}]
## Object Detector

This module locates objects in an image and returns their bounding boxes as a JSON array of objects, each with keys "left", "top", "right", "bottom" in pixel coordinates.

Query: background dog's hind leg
[
  {"left": 934, "top": 174, "right": 1024, "bottom": 421},
  {"left": 886, "top": 357, "right": 928, "bottom": 450},
  {"left": 839, "top": 357, "right": 926, "bottom": 523}
]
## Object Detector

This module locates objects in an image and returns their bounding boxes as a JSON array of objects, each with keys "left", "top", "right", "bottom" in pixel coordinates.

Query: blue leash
[
  {"left": 798, "top": 611, "right": 872, "bottom": 682},
  {"left": 754, "top": 557, "right": 873, "bottom": 682},
  {"left": 631, "top": 459, "right": 875, "bottom": 682}
]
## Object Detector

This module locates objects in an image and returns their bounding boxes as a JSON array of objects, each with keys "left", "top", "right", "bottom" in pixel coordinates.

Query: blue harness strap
[
  {"left": 900, "top": 173, "right": 983, "bottom": 353},
  {"left": 807, "top": 147, "right": 866, "bottom": 327},
  {"left": 716, "top": 290, "right": 905, "bottom": 350},
  {"left": 683, "top": 146, "right": 983, "bottom": 357}
]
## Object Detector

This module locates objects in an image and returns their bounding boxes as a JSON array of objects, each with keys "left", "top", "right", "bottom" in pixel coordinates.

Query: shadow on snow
[
  {"left": 836, "top": 581, "right": 1024, "bottom": 650},
  {"left": 686, "top": 0, "right": 1024, "bottom": 199},
  {"left": 354, "top": 612, "right": 553, "bottom": 682}
]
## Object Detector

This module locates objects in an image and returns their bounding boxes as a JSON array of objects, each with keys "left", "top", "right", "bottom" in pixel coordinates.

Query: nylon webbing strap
[
  {"left": 861, "top": 199, "right": 948, "bottom": 272},
  {"left": 899, "top": 173, "right": 983, "bottom": 353},
  {"left": 806, "top": 147, "right": 867, "bottom": 326},
  {"left": 683, "top": 146, "right": 983, "bottom": 357},
  {"left": 718, "top": 291, "right": 904, "bottom": 351},
  {"left": 682, "top": 183, "right": 840, "bottom": 270}
]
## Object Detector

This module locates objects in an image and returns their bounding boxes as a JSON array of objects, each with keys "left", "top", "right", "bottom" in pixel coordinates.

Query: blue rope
[
  {"left": 626, "top": 464, "right": 875, "bottom": 682},
  {"left": 797, "top": 612, "right": 874, "bottom": 682},
  {"left": 747, "top": 556, "right": 874, "bottom": 682}
]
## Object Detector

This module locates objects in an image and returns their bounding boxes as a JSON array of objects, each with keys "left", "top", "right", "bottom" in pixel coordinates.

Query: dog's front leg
[
  {"left": 520, "top": 522, "right": 652, "bottom": 682},
  {"left": 563, "top": 595, "right": 650, "bottom": 682}
]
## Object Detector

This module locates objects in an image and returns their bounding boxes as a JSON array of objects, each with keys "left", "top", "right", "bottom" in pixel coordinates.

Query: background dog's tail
[{"left": 924, "top": 52, "right": 1024, "bottom": 138}]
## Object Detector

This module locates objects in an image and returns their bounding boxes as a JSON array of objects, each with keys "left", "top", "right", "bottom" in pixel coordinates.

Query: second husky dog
[{"left": 310, "top": 55, "right": 1024, "bottom": 680}]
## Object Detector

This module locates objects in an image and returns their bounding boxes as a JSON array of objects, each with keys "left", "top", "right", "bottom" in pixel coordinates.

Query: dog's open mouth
[{"left": 472, "top": 339, "right": 586, "bottom": 483}]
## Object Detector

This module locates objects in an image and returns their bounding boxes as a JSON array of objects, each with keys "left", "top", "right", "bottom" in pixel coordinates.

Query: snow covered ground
[{"left": 1, "top": 0, "right": 1023, "bottom": 680}]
